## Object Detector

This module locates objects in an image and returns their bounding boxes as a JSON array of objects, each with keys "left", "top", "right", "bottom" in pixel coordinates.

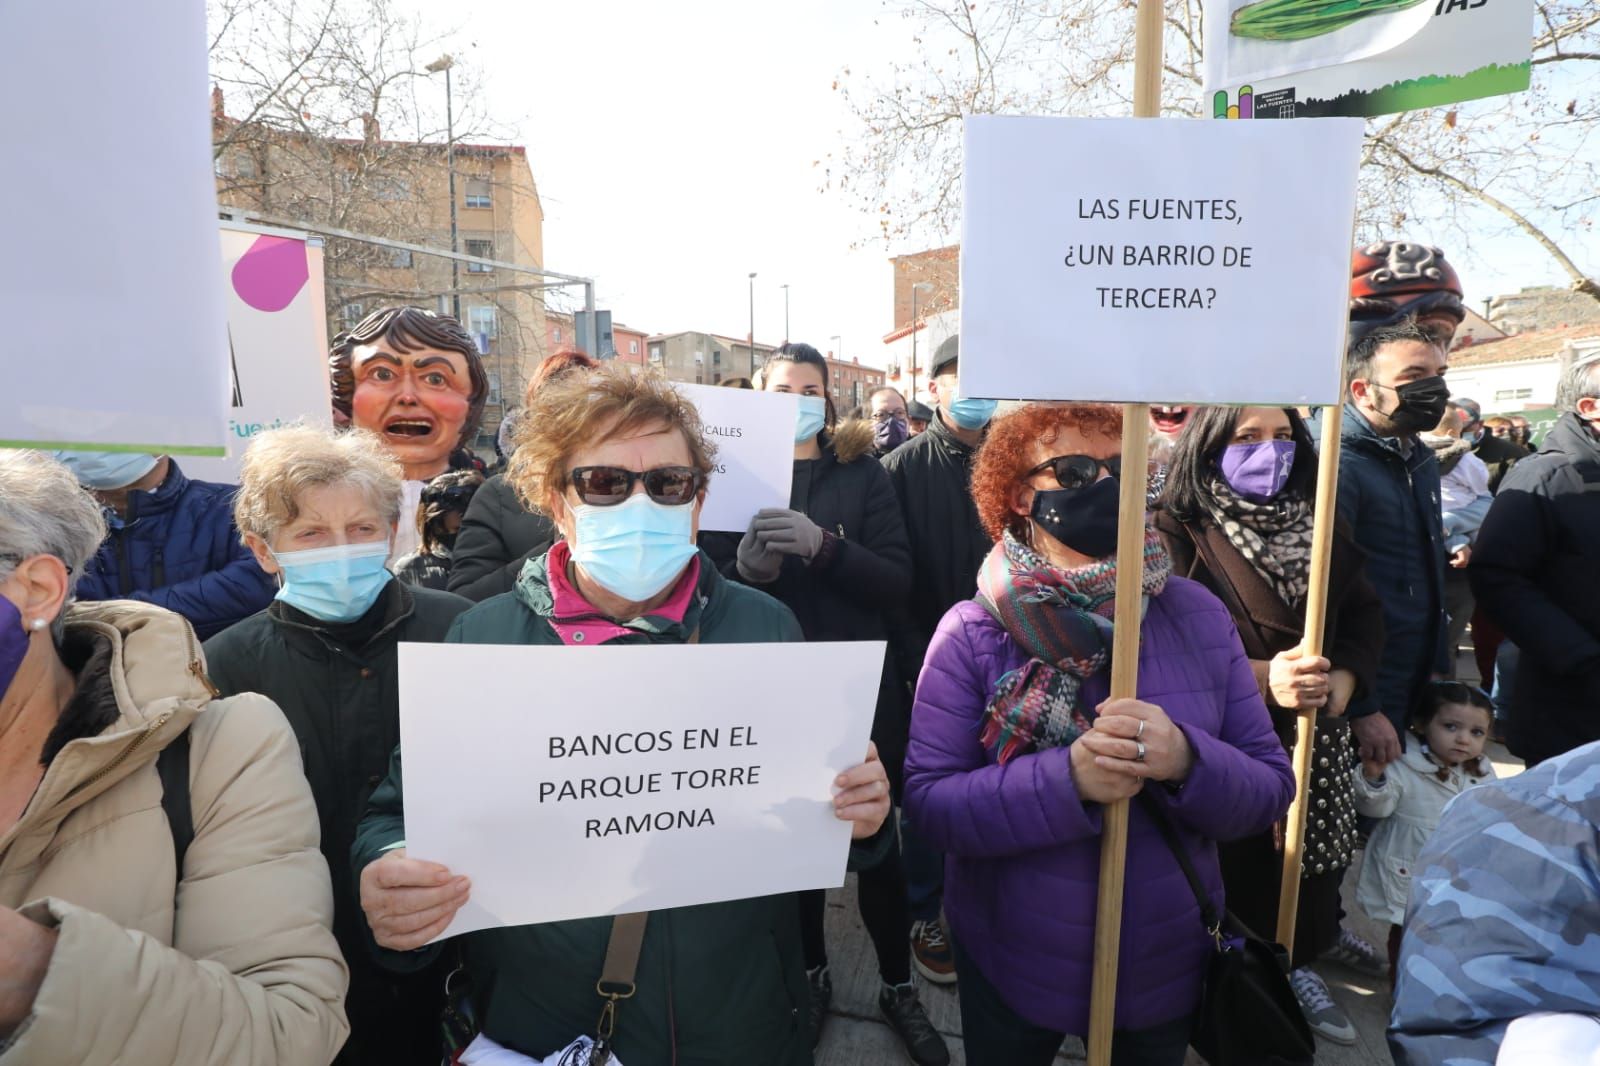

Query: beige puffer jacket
[{"left": 0, "top": 601, "right": 348, "bottom": 1065}]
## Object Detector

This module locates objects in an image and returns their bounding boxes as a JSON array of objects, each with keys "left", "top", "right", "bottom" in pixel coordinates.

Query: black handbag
[{"left": 1138, "top": 793, "right": 1315, "bottom": 1066}]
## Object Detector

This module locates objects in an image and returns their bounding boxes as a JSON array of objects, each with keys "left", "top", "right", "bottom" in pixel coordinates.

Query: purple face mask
[
  {"left": 0, "top": 596, "right": 30, "bottom": 704},
  {"left": 1219, "top": 440, "right": 1297, "bottom": 503}
]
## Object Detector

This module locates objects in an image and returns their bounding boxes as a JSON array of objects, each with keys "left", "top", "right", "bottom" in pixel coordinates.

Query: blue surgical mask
[
  {"left": 272, "top": 540, "right": 392, "bottom": 623},
  {"left": 794, "top": 396, "right": 827, "bottom": 443},
  {"left": 945, "top": 392, "right": 998, "bottom": 431},
  {"left": 53, "top": 450, "right": 160, "bottom": 490},
  {"left": 571, "top": 493, "right": 699, "bottom": 604}
]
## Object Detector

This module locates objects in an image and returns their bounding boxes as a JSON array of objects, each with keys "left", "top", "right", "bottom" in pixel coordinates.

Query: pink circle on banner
[{"left": 231, "top": 235, "right": 309, "bottom": 312}]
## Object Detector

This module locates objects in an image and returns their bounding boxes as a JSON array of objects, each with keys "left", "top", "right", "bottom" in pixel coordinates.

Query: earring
[{"left": 30, "top": 618, "right": 47, "bottom": 632}]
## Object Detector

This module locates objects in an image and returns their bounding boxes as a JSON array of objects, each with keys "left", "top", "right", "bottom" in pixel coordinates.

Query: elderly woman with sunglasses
[
  {"left": 903, "top": 403, "right": 1295, "bottom": 1066},
  {"left": 354, "top": 364, "right": 893, "bottom": 1065}
]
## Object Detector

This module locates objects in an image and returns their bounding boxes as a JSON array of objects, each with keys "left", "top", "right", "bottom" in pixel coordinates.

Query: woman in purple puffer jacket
[{"left": 903, "top": 402, "right": 1295, "bottom": 1066}]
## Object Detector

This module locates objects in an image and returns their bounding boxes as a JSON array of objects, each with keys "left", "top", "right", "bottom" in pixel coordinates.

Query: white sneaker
[{"left": 1290, "top": 967, "right": 1357, "bottom": 1045}]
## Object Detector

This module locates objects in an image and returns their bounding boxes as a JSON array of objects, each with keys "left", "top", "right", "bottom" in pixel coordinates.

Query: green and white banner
[{"left": 1203, "top": 0, "right": 1533, "bottom": 119}]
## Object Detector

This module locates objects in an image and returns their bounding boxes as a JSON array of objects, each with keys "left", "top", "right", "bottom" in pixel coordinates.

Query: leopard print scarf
[{"left": 1205, "top": 479, "right": 1314, "bottom": 608}]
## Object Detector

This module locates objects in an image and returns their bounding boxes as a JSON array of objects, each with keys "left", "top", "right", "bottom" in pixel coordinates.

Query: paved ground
[{"left": 813, "top": 647, "right": 1520, "bottom": 1065}]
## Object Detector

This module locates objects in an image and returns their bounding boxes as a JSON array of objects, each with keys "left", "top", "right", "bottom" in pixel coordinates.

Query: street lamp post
[
  {"left": 748, "top": 272, "right": 758, "bottom": 378},
  {"left": 426, "top": 55, "right": 460, "bottom": 321},
  {"left": 781, "top": 283, "right": 790, "bottom": 342},
  {"left": 910, "top": 282, "right": 933, "bottom": 405}
]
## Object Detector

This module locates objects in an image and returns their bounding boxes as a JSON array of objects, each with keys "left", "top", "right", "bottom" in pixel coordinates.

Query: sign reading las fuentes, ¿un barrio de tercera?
[
  {"left": 958, "top": 115, "right": 1364, "bottom": 407},
  {"left": 398, "top": 640, "right": 885, "bottom": 940}
]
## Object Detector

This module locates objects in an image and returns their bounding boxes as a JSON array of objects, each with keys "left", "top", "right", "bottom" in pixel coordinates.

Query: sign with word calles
[
  {"left": 184, "top": 226, "right": 333, "bottom": 484},
  {"left": 398, "top": 640, "right": 885, "bottom": 938},
  {"left": 0, "top": 0, "right": 228, "bottom": 455},
  {"left": 674, "top": 383, "right": 799, "bottom": 533},
  {"left": 958, "top": 115, "right": 1362, "bottom": 406},
  {"left": 1203, "top": 0, "right": 1531, "bottom": 118}
]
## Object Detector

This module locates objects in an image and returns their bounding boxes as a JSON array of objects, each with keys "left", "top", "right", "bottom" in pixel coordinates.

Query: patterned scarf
[
  {"left": 1205, "top": 479, "right": 1314, "bottom": 608},
  {"left": 976, "top": 528, "right": 1172, "bottom": 764}
]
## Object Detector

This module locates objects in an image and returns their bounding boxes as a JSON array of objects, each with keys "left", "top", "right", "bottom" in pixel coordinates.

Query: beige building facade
[{"left": 214, "top": 96, "right": 548, "bottom": 447}]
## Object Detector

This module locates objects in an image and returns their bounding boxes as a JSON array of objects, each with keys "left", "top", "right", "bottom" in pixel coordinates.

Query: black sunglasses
[
  {"left": 1025, "top": 454, "right": 1121, "bottom": 491},
  {"left": 569, "top": 465, "right": 704, "bottom": 507}
]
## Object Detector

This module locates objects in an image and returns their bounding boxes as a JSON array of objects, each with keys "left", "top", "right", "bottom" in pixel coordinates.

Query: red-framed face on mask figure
[{"left": 329, "top": 306, "right": 488, "bottom": 482}]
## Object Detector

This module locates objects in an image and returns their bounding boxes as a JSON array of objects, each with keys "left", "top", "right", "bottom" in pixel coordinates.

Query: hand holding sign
[{"left": 361, "top": 851, "right": 472, "bottom": 952}]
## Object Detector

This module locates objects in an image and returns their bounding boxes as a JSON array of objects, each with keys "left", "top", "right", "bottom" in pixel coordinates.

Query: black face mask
[
  {"left": 1030, "top": 477, "right": 1120, "bottom": 559},
  {"left": 1377, "top": 376, "right": 1450, "bottom": 436}
]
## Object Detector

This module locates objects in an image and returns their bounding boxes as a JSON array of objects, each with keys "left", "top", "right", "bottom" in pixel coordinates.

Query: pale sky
[{"left": 448, "top": 0, "right": 1572, "bottom": 371}]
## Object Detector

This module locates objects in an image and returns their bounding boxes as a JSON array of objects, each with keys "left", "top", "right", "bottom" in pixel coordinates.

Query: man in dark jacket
[
  {"left": 1470, "top": 354, "right": 1600, "bottom": 766},
  {"left": 60, "top": 453, "right": 274, "bottom": 638},
  {"left": 881, "top": 334, "right": 996, "bottom": 984},
  {"left": 1335, "top": 320, "right": 1450, "bottom": 769}
]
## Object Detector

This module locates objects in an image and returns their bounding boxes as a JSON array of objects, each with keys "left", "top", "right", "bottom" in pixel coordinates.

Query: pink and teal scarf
[{"left": 976, "top": 528, "right": 1171, "bottom": 764}]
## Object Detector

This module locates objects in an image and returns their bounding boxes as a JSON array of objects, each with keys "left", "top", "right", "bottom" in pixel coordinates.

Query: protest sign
[
  {"left": 0, "top": 0, "right": 228, "bottom": 456},
  {"left": 398, "top": 640, "right": 884, "bottom": 939},
  {"left": 957, "top": 115, "right": 1362, "bottom": 406},
  {"left": 1204, "top": 0, "right": 1532, "bottom": 118},
  {"left": 674, "top": 384, "right": 799, "bottom": 533},
  {"left": 184, "top": 226, "right": 333, "bottom": 483}
]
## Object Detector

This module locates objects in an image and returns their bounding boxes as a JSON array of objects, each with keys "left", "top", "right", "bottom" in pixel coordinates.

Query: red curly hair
[
  {"left": 971, "top": 403, "right": 1124, "bottom": 542},
  {"left": 524, "top": 348, "right": 601, "bottom": 405}
]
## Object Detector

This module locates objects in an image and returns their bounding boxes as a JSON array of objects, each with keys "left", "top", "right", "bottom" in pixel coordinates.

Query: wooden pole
[
  {"left": 1275, "top": 403, "right": 1345, "bottom": 948},
  {"left": 1086, "top": 407, "right": 1151, "bottom": 1065},
  {"left": 1086, "top": 3, "right": 1163, "bottom": 1064}
]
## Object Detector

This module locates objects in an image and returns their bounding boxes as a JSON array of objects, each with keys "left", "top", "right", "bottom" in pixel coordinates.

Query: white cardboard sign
[
  {"left": 674, "top": 384, "right": 798, "bottom": 533},
  {"left": 958, "top": 115, "right": 1363, "bottom": 406},
  {"left": 0, "top": 0, "right": 229, "bottom": 455},
  {"left": 184, "top": 226, "right": 334, "bottom": 484},
  {"left": 398, "top": 640, "right": 884, "bottom": 938}
]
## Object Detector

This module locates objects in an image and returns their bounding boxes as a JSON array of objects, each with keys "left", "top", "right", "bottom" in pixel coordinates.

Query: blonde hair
[
  {"left": 234, "top": 424, "right": 404, "bottom": 541},
  {"left": 506, "top": 364, "right": 717, "bottom": 515}
]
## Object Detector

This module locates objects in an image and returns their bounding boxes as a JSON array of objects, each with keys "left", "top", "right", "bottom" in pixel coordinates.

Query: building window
[
  {"left": 629, "top": 340, "right": 639, "bottom": 355},
  {"left": 712, "top": 350, "right": 722, "bottom": 365},
  {"left": 696, "top": 374, "right": 704, "bottom": 384},
  {"left": 650, "top": 346, "right": 664, "bottom": 363},
  {"left": 553, "top": 326, "right": 562, "bottom": 343},
  {"left": 371, "top": 176, "right": 411, "bottom": 201},
  {"left": 388, "top": 246, "right": 413, "bottom": 268},
  {"left": 713, "top": 373, "right": 722, "bottom": 384},
  {"left": 340, "top": 302, "right": 364, "bottom": 328},
  {"left": 695, "top": 352, "right": 704, "bottom": 364},
  {"left": 465, "top": 179, "right": 492, "bottom": 209},
  {"left": 1493, "top": 387, "right": 1534, "bottom": 401},
  {"left": 465, "top": 239, "right": 494, "bottom": 273},
  {"left": 467, "top": 305, "right": 497, "bottom": 343}
]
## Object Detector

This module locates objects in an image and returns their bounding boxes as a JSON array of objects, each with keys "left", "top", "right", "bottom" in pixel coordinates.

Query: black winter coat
[
  {"left": 882, "top": 412, "right": 992, "bottom": 690},
  {"left": 733, "top": 420, "right": 915, "bottom": 789},
  {"left": 1471, "top": 413, "right": 1600, "bottom": 766},
  {"left": 447, "top": 474, "right": 556, "bottom": 601},
  {"left": 204, "top": 579, "right": 472, "bottom": 1066},
  {"left": 1333, "top": 403, "right": 1448, "bottom": 731},
  {"left": 1473, "top": 431, "right": 1530, "bottom": 495}
]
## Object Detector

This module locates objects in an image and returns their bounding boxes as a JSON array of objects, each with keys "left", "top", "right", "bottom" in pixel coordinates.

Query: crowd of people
[{"left": 2, "top": 238, "right": 1599, "bottom": 1066}]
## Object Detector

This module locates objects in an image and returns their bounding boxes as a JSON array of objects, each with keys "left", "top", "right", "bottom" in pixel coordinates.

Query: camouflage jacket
[{"left": 1389, "top": 741, "right": 1600, "bottom": 1065}]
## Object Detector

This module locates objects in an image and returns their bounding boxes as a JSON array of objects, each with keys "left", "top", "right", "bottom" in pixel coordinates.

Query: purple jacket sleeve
[
  {"left": 1151, "top": 623, "right": 1295, "bottom": 842},
  {"left": 904, "top": 606, "right": 1103, "bottom": 858}
]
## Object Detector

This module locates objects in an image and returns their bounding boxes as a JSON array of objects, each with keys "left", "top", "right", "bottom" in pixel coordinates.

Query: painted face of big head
[{"left": 330, "top": 307, "right": 487, "bottom": 481}]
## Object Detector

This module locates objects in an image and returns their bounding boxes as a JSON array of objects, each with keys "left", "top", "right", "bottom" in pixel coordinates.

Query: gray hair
[
  {"left": 1555, "top": 352, "right": 1600, "bottom": 412},
  {"left": 234, "top": 425, "right": 404, "bottom": 543},
  {"left": 0, "top": 450, "right": 109, "bottom": 611}
]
